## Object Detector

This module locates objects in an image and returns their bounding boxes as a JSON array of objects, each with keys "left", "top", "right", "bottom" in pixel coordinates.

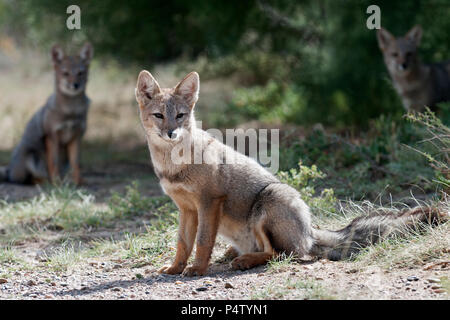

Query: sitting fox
[
  {"left": 377, "top": 25, "right": 450, "bottom": 112},
  {"left": 135, "top": 70, "right": 447, "bottom": 276},
  {"left": 0, "top": 43, "right": 93, "bottom": 185}
]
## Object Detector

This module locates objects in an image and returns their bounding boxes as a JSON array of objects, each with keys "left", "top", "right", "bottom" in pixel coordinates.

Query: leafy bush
[
  {"left": 277, "top": 161, "right": 337, "bottom": 215},
  {"left": 278, "top": 115, "right": 436, "bottom": 200}
]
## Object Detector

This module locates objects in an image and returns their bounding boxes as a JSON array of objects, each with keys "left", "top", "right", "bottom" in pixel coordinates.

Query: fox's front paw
[
  {"left": 158, "top": 264, "right": 185, "bottom": 275},
  {"left": 182, "top": 265, "right": 208, "bottom": 277}
]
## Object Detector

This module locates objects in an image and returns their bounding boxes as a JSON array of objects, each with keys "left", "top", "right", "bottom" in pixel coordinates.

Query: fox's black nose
[
  {"left": 168, "top": 129, "right": 175, "bottom": 139},
  {"left": 73, "top": 83, "right": 80, "bottom": 89},
  {"left": 402, "top": 63, "right": 407, "bottom": 69}
]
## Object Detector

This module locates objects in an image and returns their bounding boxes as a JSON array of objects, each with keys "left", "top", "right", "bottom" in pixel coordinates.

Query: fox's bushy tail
[{"left": 310, "top": 206, "right": 448, "bottom": 260}]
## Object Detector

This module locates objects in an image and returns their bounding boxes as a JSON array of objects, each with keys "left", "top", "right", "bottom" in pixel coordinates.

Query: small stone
[
  {"left": 433, "top": 289, "right": 446, "bottom": 294},
  {"left": 407, "top": 276, "right": 419, "bottom": 282},
  {"left": 426, "top": 278, "right": 441, "bottom": 284},
  {"left": 0, "top": 279, "right": 7, "bottom": 284},
  {"left": 175, "top": 280, "right": 183, "bottom": 285},
  {"left": 431, "top": 285, "right": 442, "bottom": 290},
  {"left": 44, "top": 295, "right": 54, "bottom": 299},
  {"left": 112, "top": 287, "right": 121, "bottom": 292},
  {"left": 224, "top": 282, "right": 234, "bottom": 289},
  {"left": 315, "top": 277, "right": 323, "bottom": 281},
  {"left": 195, "top": 287, "right": 208, "bottom": 292},
  {"left": 27, "top": 280, "right": 36, "bottom": 286}
]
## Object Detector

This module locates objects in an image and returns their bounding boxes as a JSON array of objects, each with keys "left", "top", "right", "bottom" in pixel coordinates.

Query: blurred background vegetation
[
  {"left": 0, "top": 0, "right": 449, "bottom": 202},
  {"left": 1, "top": 0, "right": 449, "bottom": 127}
]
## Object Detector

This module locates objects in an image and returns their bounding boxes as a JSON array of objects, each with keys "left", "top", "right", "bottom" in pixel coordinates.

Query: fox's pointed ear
[
  {"left": 174, "top": 72, "right": 199, "bottom": 108},
  {"left": 135, "top": 70, "right": 161, "bottom": 105},
  {"left": 79, "top": 42, "right": 94, "bottom": 63},
  {"left": 51, "top": 44, "right": 64, "bottom": 65},
  {"left": 376, "top": 27, "right": 395, "bottom": 51},
  {"left": 405, "top": 25, "right": 422, "bottom": 46}
]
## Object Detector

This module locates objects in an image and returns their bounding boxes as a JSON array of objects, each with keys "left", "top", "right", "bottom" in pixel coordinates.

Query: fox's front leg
[
  {"left": 159, "top": 208, "right": 198, "bottom": 275},
  {"left": 67, "top": 138, "right": 82, "bottom": 185},
  {"left": 182, "top": 197, "right": 224, "bottom": 277},
  {"left": 45, "top": 135, "right": 59, "bottom": 183}
]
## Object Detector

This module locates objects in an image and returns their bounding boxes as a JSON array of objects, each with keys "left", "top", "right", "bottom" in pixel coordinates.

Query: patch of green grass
[
  {"left": 87, "top": 196, "right": 179, "bottom": 268},
  {"left": 0, "top": 180, "right": 181, "bottom": 271},
  {"left": 251, "top": 278, "right": 335, "bottom": 300},
  {"left": 0, "top": 247, "right": 21, "bottom": 264},
  {"left": 44, "top": 243, "right": 85, "bottom": 272},
  {"left": 266, "top": 253, "right": 297, "bottom": 274}
]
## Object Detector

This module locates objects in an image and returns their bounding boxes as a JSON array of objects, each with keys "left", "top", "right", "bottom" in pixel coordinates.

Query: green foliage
[
  {"left": 108, "top": 181, "right": 173, "bottom": 218},
  {"left": 278, "top": 115, "right": 437, "bottom": 200},
  {"left": 405, "top": 109, "right": 450, "bottom": 191},
  {"left": 229, "top": 81, "right": 307, "bottom": 125},
  {"left": 277, "top": 161, "right": 337, "bottom": 215},
  {"left": 2, "top": 0, "right": 449, "bottom": 126}
]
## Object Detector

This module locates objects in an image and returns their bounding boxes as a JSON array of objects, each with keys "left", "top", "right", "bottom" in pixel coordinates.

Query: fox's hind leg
[
  {"left": 7, "top": 153, "right": 31, "bottom": 184},
  {"left": 230, "top": 184, "right": 314, "bottom": 271},
  {"left": 26, "top": 152, "right": 48, "bottom": 184},
  {"left": 231, "top": 219, "right": 276, "bottom": 270}
]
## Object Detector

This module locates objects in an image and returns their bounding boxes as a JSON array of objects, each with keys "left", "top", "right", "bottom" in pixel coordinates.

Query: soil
[{"left": 0, "top": 162, "right": 448, "bottom": 300}]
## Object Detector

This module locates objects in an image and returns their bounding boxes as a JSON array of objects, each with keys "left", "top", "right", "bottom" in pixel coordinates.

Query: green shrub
[{"left": 277, "top": 161, "right": 337, "bottom": 215}]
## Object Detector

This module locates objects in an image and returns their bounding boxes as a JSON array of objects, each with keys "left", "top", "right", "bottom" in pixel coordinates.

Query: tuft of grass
[
  {"left": 0, "top": 246, "right": 21, "bottom": 264},
  {"left": 44, "top": 242, "right": 85, "bottom": 272},
  {"left": 251, "top": 277, "right": 335, "bottom": 300},
  {"left": 266, "top": 253, "right": 297, "bottom": 274},
  {"left": 355, "top": 221, "right": 450, "bottom": 270}
]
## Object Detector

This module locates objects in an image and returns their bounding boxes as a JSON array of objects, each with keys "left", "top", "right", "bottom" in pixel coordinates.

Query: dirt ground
[
  {"left": 0, "top": 160, "right": 448, "bottom": 300},
  {"left": 0, "top": 242, "right": 448, "bottom": 300}
]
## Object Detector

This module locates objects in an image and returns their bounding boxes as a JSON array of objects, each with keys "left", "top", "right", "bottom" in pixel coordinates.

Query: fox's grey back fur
[{"left": 136, "top": 70, "right": 448, "bottom": 264}]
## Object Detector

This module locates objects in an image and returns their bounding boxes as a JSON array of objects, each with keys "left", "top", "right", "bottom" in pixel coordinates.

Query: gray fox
[
  {"left": 135, "top": 70, "right": 447, "bottom": 276},
  {"left": 377, "top": 25, "right": 450, "bottom": 112},
  {"left": 0, "top": 43, "right": 93, "bottom": 185}
]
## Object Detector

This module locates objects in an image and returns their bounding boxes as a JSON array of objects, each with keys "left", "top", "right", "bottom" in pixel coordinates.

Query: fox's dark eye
[
  {"left": 176, "top": 113, "right": 186, "bottom": 119},
  {"left": 391, "top": 52, "right": 398, "bottom": 57},
  {"left": 62, "top": 71, "right": 70, "bottom": 76},
  {"left": 153, "top": 113, "right": 164, "bottom": 119},
  {"left": 406, "top": 52, "right": 412, "bottom": 57},
  {"left": 77, "top": 71, "right": 85, "bottom": 76}
]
